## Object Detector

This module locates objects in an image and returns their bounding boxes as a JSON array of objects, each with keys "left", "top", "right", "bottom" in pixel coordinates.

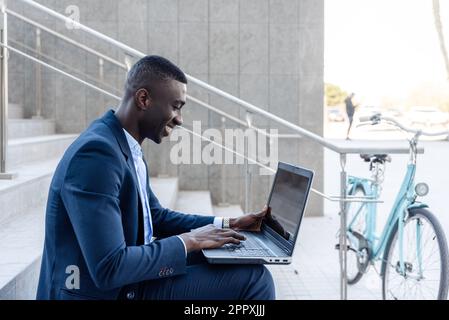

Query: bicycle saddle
[{"left": 360, "top": 154, "right": 392, "bottom": 163}]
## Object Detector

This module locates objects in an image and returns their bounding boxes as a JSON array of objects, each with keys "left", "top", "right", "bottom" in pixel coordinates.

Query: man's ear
[{"left": 134, "top": 88, "right": 151, "bottom": 110}]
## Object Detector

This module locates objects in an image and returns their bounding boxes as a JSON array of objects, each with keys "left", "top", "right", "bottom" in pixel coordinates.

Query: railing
[
  {"left": 8, "top": 37, "right": 122, "bottom": 96},
  {"left": 0, "top": 0, "right": 8, "bottom": 178},
  {"left": 0, "top": 0, "right": 421, "bottom": 299}
]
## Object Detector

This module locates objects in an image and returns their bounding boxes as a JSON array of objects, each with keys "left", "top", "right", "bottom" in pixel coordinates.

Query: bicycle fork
[{"left": 397, "top": 206, "right": 424, "bottom": 279}]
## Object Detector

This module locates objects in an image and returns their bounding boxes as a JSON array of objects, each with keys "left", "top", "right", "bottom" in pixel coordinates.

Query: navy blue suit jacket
[{"left": 36, "top": 110, "right": 214, "bottom": 300}]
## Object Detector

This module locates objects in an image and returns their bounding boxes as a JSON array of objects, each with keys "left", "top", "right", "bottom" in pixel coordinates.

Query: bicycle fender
[{"left": 407, "top": 203, "right": 429, "bottom": 211}]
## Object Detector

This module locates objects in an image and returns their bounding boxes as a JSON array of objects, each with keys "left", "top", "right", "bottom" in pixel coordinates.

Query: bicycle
[{"left": 342, "top": 113, "right": 449, "bottom": 300}]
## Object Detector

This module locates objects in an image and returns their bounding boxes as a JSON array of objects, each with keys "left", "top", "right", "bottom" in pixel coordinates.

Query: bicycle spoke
[{"left": 383, "top": 211, "right": 447, "bottom": 300}]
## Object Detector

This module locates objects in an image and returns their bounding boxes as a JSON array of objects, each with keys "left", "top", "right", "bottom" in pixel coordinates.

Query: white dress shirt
[
  {"left": 123, "top": 129, "right": 153, "bottom": 244},
  {"left": 123, "top": 129, "right": 223, "bottom": 255}
]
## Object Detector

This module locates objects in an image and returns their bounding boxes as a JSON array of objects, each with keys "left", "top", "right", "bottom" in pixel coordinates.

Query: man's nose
[{"left": 173, "top": 114, "right": 183, "bottom": 126}]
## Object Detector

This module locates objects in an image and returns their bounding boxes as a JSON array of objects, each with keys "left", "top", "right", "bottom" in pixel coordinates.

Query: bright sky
[{"left": 325, "top": 0, "right": 449, "bottom": 105}]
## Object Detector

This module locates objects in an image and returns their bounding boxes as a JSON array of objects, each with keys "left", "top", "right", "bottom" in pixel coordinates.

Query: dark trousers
[{"left": 136, "top": 252, "right": 276, "bottom": 300}]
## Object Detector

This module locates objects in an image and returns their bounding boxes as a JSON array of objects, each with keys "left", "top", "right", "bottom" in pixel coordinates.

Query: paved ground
[{"left": 269, "top": 122, "right": 449, "bottom": 300}]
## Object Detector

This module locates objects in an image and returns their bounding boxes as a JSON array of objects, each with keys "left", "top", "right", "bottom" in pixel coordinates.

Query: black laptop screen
[{"left": 264, "top": 164, "right": 311, "bottom": 249}]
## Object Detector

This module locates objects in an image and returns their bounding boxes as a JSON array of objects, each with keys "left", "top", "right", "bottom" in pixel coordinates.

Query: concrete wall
[{"left": 8, "top": 0, "right": 324, "bottom": 216}]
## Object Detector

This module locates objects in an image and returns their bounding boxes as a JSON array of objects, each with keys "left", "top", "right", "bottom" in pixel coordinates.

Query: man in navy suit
[{"left": 36, "top": 56, "right": 275, "bottom": 300}]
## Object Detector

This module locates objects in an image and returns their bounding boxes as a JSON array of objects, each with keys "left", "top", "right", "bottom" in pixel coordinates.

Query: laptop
[{"left": 203, "top": 161, "right": 314, "bottom": 264}]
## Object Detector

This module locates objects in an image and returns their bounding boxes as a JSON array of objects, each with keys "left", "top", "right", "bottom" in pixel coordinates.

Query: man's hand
[
  {"left": 179, "top": 224, "right": 246, "bottom": 253},
  {"left": 229, "top": 205, "right": 269, "bottom": 232}
]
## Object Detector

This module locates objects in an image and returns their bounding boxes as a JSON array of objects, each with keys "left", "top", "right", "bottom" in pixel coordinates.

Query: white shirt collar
[{"left": 123, "top": 129, "right": 142, "bottom": 158}]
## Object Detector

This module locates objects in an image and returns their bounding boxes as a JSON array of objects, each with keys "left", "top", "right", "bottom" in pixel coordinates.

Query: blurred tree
[
  {"left": 433, "top": 0, "right": 449, "bottom": 82},
  {"left": 405, "top": 81, "right": 449, "bottom": 111},
  {"left": 325, "top": 83, "right": 347, "bottom": 107},
  {"left": 442, "top": 101, "right": 449, "bottom": 112}
]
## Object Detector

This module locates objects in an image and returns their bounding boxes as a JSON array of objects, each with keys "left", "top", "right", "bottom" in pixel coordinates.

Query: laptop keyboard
[{"left": 222, "top": 236, "right": 272, "bottom": 257}]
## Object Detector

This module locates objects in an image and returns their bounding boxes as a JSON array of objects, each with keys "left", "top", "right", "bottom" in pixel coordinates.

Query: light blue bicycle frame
[{"left": 346, "top": 163, "right": 428, "bottom": 275}]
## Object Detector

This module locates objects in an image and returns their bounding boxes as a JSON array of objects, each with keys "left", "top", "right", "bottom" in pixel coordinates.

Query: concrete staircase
[
  {"left": 8, "top": 103, "right": 24, "bottom": 119},
  {"left": 0, "top": 104, "right": 77, "bottom": 299},
  {"left": 0, "top": 106, "right": 243, "bottom": 299}
]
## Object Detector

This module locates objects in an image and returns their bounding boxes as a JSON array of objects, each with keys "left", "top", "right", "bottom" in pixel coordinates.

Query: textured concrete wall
[{"left": 8, "top": 0, "right": 324, "bottom": 216}]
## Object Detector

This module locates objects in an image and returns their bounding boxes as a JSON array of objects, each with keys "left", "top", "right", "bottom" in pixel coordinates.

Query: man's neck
[{"left": 115, "top": 104, "right": 142, "bottom": 145}]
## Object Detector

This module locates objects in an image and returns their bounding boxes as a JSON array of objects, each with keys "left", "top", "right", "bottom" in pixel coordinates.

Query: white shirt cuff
[
  {"left": 176, "top": 235, "right": 187, "bottom": 258},
  {"left": 177, "top": 219, "right": 223, "bottom": 258},
  {"left": 213, "top": 217, "right": 223, "bottom": 229}
]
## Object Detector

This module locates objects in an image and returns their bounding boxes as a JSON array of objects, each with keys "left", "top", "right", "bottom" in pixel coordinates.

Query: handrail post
[
  {"left": 124, "top": 53, "right": 133, "bottom": 72},
  {"left": 98, "top": 57, "right": 104, "bottom": 82},
  {"left": 0, "top": 0, "right": 14, "bottom": 179},
  {"left": 218, "top": 116, "right": 228, "bottom": 207},
  {"left": 244, "top": 111, "right": 253, "bottom": 213},
  {"left": 339, "top": 153, "right": 348, "bottom": 299},
  {"left": 33, "top": 27, "right": 42, "bottom": 119}
]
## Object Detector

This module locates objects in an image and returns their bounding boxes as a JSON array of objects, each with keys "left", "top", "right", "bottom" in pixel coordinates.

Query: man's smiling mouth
[{"left": 163, "top": 125, "right": 173, "bottom": 136}]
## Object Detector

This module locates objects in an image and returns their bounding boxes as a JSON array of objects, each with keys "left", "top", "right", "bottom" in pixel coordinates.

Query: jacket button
[{"left": 126, "top": 291, "right": 135, "bottom": 300}]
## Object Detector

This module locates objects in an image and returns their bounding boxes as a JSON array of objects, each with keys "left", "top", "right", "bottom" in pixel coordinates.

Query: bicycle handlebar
[
  {"left": 359, "top": 115, "right": 374, "bottom": 122},
  {"left": 359, "top": 114, "right": 449, "bottom": 137}
]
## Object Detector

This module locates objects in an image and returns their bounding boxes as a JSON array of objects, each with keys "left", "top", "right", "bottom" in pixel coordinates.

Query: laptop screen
[{"left": 264, "top": 162, "right": 313, "bottom": 254}]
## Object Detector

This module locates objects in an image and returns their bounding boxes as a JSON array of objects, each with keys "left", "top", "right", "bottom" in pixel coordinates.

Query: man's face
[{"left": 140, "top": 79, "right": 186, "bottom": 144}]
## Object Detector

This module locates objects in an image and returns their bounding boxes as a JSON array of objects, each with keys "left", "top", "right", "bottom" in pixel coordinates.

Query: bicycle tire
[
  {"left": 382, "top": 208, "right": 449, "bottom": 300},
  {"left": 346, "top": 185, "right": 369, "bottom": 285}
]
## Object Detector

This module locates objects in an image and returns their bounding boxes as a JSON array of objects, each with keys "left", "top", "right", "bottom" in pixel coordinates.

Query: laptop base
[
  {"left": 204, "top": 256, "right": 292, "bottom": 265},
  {"left": 203, "top": 231, "right": 291, "bottom": 265}
]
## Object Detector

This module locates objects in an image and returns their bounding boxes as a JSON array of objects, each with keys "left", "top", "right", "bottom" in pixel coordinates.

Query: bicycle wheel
[
  {"left": 382, "top": 208, "right": 449, "bottom": 300},
  {"left": 346, "top": 186, "right": 369, "bottom": 285}
]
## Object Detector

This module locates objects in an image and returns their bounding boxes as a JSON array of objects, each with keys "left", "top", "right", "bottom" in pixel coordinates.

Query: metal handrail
[
  {"left": 187, "top": 95, "right": 302, "bottom": 140},
  {"left": 6, "top": 24, "right": 302, "bottom": 143},
  {"left": 9, "top": 37, "right": 122, "bottom": 95},
  {"left": 17, "top": 0, "right": 417, "bottom": 154},
  {"left": 8, "top": 3, "right": 303, "bottom": 142},
  {"left": 0, "top": 1, "right": 8, "bottom": 177},
  {"left": 11, "top": 0, "right": 417, "bottom": 300},
  {"left": 18, "top": 0, "right": 340, "bottom": 153},
  {"left": 8, "top": 38, "right": 119, "bottom": 93},
  {"left": 4, "top": 12, "right": 299, "bottom": 143},
  {"left": 10, "top": 4, "right": 303, "bottom": 141},
  {"left": 6, "top": 8, "right": 127, "bottom": 70},
  {"left": 0, "top": 42, "right": 380, "bottom": 206},
  {"left": 19, "top": 0, "right": 144, "bottom": 58},
  {"left": 0, "top": 42, "right": 121, "bottom": 101}
]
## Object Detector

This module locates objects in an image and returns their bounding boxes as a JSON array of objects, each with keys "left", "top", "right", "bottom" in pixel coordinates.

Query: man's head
[{"left": 121, "top": 55, "right": 187, "bottom": 144}]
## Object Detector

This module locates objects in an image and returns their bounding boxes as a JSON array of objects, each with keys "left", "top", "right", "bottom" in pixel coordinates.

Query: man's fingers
[
  {"left": 220, "top": 230, "right": 245, "bottom": 240},
  {"left": 221, "top": 237, "right": 242, "bottom": 245}
]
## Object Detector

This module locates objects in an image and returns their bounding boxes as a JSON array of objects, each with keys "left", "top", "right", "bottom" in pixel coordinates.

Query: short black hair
[{"left": 124, "top": 55, "right": 187, "bottom": 94}]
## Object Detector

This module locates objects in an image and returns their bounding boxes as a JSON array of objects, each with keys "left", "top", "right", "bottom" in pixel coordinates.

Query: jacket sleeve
[
  {"left": 147, "top": 184, "right": 215, "bottom": 238},
  {"left": 61, "top": 141, "right": 187, "bottom": 291}
]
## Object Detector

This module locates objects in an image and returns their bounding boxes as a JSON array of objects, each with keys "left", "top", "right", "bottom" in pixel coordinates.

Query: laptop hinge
[{"left": 263, "top": 229, "right": 291, "bottom": 254}]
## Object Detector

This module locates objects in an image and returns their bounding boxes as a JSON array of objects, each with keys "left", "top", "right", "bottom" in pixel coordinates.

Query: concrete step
[
  {"left": 8, "top": 119, "right": 56, "bottom": 139},
  {"left": 0, "top": 158, "right": 59, "bottom": 224},
  {"left": 7, "top": 134, "right": 77, "bottom": 169},
  {"left": 175, "top": 191, "right": 214, "bottom": 216},
  {"left": 8, "top": 103, "right": 24, "bottom": 119},
  {"left": 213, "top": 205, "right": 244, "bottom": 218},
  {"left": 0, "top": 158, "right": 58, "bottom": 299},
  {"left": 150, "top": 177, "right": 178, "bottom": 209},
  {"left": 0, "top": 208, "right": 44, "bottom": 299}
]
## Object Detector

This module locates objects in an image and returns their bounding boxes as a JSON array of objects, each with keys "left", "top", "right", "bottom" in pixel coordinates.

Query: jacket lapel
[
  {"left": 101, "top": 109, "right": 143, "bottom": 243},
  {"left": 101, "top": 109, "right": 140, "bottom": 188}
]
